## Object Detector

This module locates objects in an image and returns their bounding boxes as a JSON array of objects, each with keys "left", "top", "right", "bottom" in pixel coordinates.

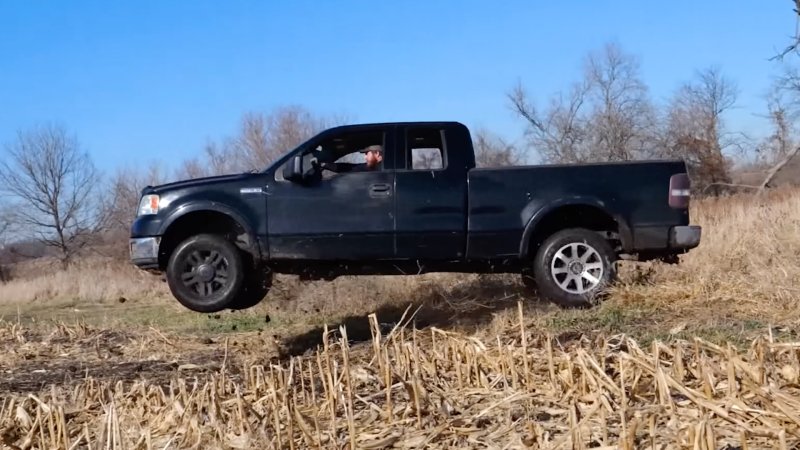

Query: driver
[{"left": 319, "top": 144, "right": 383, "bottom": 173}]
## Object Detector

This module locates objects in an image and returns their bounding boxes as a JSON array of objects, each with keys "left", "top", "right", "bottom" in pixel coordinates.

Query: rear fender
[{"left": 518, "top": 197, "right": 632, "bottom": 259}]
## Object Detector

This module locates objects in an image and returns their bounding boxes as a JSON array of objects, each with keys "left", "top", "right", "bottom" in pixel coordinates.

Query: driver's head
[{"left": 362, "top": 145, "right": 383, "bottom": 168}]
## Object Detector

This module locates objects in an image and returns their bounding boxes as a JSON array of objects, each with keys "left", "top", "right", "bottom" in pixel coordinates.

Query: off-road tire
[
  {"left": 532, "top": 228, "right": 617, "bottom": 308},
  {"left": 230, "top": 263, "right": 273, "bottom": 310},
  {"left": 166, "top": 234, "right": 246, "bottom": 313}
]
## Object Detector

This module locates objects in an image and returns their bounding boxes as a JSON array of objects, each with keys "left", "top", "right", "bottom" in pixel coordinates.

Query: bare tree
[
  {"left": 411, "top": 149, "right": 443, "bottom": 170},
  {"left": 509, "top": 78, "right": 590, "bottom": 163},
  {"left": 234, "top": 106, "right": 336, "bottom": 170},
  {"left": 769, "top": 1, "right": 800, "bottom": 146},
  {"left": 105, "top": 161, "right": 169, "bottom": 234},
  {"left": 509, "top": 42, "right": 656, "bottom": 164},
  {"left": 0, "top": 216, "right": 9, "bottom": 246},
  {"left": 771, "top": 0, "right": 800, "bottom": 60},
  {"left": 0, "top": 124, "right": 102, "bottom": 268},
  {"left": 657, "top": 67, "right": 741, "bottom": 194},
  {"left": 0, "top": 206, "right": 11, "bottom": 282},
  {"left": 175, "top": 155, "right": 209, "bottom": 180},
  {"left": 175, "top": 140, "right": 240, "bottom": 180},
  {"left": 178, "top": 105, "right": 349, "bottom": 179},
  {"left": 472, "top": 128, "right": 524, "bottom": 167},
  {"left": 753, "top": 87, "right": 798, "bottom": 166},
  {"left": 584, "top": 43, "right": 659, "bottom": 161}
]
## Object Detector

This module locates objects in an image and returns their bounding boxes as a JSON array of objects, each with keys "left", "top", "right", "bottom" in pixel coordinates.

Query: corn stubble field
[{"left": 0, "top": 188, "right": 799, "bottom": 449}]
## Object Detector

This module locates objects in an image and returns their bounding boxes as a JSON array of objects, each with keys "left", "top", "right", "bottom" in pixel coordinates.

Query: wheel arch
[
  {"left": 518, "top": 198, "right": 632, "bottom": 259},
  {"left": 157, "top": 204, "right": 260, "bottom": 270}
]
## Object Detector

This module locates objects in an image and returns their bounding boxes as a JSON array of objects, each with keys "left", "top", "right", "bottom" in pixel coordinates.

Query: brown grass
[
  {"left": 609, "top": 187, "right": 800, "bottom": 327},
  {"left": 1, "top": 311, "right": 800, "bottom": 448},
  {"left": 0, "top": 257, "right": 168, "bottom": 304},
  {"left": 0, "top": 188, "right": 798, "bottom": 448}
]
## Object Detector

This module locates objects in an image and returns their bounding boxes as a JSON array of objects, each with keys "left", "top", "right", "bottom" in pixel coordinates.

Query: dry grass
[
  {"left": 2, "top": 310, "right": 800, "bottom": 448},
  {"left": 0, "top": 188, "right": 798, "bottom": 448},
  {"left": 0, "top": 257, "right": 168, "bottom": 305},
  {"left": 609, "top": 187, "right": 800, "bottom": 326}
]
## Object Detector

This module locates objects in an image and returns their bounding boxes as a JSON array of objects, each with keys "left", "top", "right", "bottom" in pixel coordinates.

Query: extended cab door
[
  {"left": 394, "top": 124, "right": 470, "bottom": 259},
  {"left": 265, "top": 126, "right": 397, "bottom": 261}
]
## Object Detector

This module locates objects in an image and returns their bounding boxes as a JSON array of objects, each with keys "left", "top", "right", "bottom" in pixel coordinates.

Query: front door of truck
[{"left": 266, "top": 127, "right": 397, "bottom": 261}]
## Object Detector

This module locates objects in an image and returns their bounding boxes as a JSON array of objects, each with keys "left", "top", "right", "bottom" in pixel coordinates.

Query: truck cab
[{"left": 264, "top": 121, "right": 475, "bottom": 262}]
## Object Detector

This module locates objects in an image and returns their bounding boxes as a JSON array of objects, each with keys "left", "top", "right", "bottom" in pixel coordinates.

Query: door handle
[{"left": 369, "top": 183, "right": 391, "bottom": 198}]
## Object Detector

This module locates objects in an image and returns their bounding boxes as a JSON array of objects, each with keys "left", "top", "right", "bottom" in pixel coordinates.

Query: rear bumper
[
  {"left": 629, "top": 224, "right": 701, "bottom": 262},
  {"left": 130, "top": 237, "right": 160, "bottom": 270},
  {"left": 669, "top": 225, "right": 701, "bottom": 250}
]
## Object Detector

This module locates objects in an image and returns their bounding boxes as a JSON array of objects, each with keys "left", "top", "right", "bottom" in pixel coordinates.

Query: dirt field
[{"left": 0, "top": 188, "right": 799, "bottom": 448}]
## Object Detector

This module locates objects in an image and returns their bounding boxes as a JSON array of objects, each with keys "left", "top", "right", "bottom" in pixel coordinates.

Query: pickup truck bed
[
  {"left": 466, "top": 160, "right": 690, "bottom": 259},
  {"left": 129, "top": 121, "right": 701, "bottom": 313}
]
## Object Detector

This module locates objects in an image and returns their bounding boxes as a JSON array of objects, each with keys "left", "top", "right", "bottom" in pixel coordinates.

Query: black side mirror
[{"left": 283, "top": 155, "right": 305, "bottom": 183}]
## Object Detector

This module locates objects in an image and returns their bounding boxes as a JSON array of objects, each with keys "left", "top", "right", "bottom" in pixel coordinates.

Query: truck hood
[{"left": 142, "top": 172, "right": 256, "bottom": 195}]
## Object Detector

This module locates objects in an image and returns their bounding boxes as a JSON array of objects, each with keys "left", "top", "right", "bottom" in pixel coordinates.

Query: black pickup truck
[{"left": 130, "top": 121, "right": 701, "bottom": 312}]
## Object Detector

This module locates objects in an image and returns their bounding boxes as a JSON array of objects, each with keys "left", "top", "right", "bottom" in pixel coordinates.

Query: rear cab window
[{"left": 403, "top": 127, "right": 447, "bottom": 171}]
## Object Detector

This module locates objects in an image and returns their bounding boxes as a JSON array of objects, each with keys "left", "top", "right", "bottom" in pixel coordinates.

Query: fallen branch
[{"left": 759, "top": 145, "right": 800, "bottom": 192}]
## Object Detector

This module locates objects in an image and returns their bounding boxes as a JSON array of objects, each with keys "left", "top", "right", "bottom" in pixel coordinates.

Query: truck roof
[{"left": 323, "top": 121, "right": 468, "bottom": 133}]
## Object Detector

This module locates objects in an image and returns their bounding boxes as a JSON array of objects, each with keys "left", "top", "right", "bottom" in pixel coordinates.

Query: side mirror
[{"left": 282, "top": 155, "right": 305, "bottom": 183}]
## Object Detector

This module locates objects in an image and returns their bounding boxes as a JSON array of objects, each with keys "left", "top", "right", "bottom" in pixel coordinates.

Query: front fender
[
  {"left": 158, "top": 200, "right": 262, "bottom": 260},
  {"left": 159, "top": 202, "right": 255, "bottom": 236},
  {"left": 518, "top": 197, "right": 632, "bottom": 258}
]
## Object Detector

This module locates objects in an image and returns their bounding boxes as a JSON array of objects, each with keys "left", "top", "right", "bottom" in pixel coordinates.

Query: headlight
[{"left": 138, "top": 194, "right": 160, "bottom": 216}]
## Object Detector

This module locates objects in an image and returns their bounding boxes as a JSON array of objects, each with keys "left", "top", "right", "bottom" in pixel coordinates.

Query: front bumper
[
  {"left": 669, "top": 225, "right": 701, "bottom": 250},
  {"left": 130, "top": 237, "right": 160, "bottom": 270}
]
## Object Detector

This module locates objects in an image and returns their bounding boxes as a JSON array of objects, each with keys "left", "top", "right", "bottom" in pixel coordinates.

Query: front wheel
[
  {"left": 230, "top": 264, "right": 273, "bottom": 310},
  {"left": 166, "top": 234, "right": 246, "bottom": 313},
  {"left": 532, "top": 228, "right": 617, "bottom": 308}
]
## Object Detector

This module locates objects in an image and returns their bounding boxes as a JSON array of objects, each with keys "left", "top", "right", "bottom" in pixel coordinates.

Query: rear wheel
[
  {"left": 166, "top": 234, "right": 246, "bottom": 313},
  {"left": 532, "top": 228, "right": 617, "bottom": 308}
]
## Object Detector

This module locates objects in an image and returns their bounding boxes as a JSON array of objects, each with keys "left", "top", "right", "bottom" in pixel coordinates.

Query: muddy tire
[
  {"left": 166, "top": 234, "right": 246, "bottom": 313},
  {"left": 532, "top": 228, "right": 617, "bottom": 308},
  {"left": 230, "top": 264, "right": 273, "bottom": 310}
]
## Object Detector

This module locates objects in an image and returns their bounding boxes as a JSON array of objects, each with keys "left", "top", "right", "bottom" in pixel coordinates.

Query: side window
[
  {"left": 406, "top": 128, "right": 445, "bottom": 170},
  {"left": 318, "top": 130, "right": 386, "bottom": 179}
]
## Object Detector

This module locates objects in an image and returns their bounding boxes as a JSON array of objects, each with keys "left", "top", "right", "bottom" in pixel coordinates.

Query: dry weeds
[
  {"left": 0, "top": 258, "right": 167, "bottom": 305},
  {"left": 2, "top": 308, "right": 800, "bottom": 448},
  {"left": 610, "top": 187, "right": 800, "bottom": 326}
]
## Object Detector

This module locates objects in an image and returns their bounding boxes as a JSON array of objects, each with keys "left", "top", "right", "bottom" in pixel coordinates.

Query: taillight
[{"left": 668, "top": 173, "right": 691, "bottom": 208}]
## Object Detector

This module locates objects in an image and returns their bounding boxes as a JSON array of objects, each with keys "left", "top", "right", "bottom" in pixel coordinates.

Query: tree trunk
[{"left": 759, "top": 145, "right": 800, "bottom": 191}]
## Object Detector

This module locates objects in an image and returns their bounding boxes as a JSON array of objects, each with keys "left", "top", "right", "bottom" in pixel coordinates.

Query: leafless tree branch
[
  {"left": 770, "top": 0, "right": 800, "bottom": 61},
  {"left": 0, "top": 206, "right": 11, "bottom": 282},
  {"left": 509, "top": 42, "right": 656, "bottom": 164},
  {"left": 176, "top": 105, "right": 351, "bottom": 179},
  {"left": 472, "top": 128, "right": 525, "bottom": 167},
  {"left": 759, "top": 144, "right": 800, "bottom": 190},
  {"left": 0, "top": 124, "right": 102, "bottom": 268},
  {"left": 104, "top": 161, "right": 169, "bottom": 234},
  {"left": 658, "top": 67, "right": 739, "bottom": 195}
]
